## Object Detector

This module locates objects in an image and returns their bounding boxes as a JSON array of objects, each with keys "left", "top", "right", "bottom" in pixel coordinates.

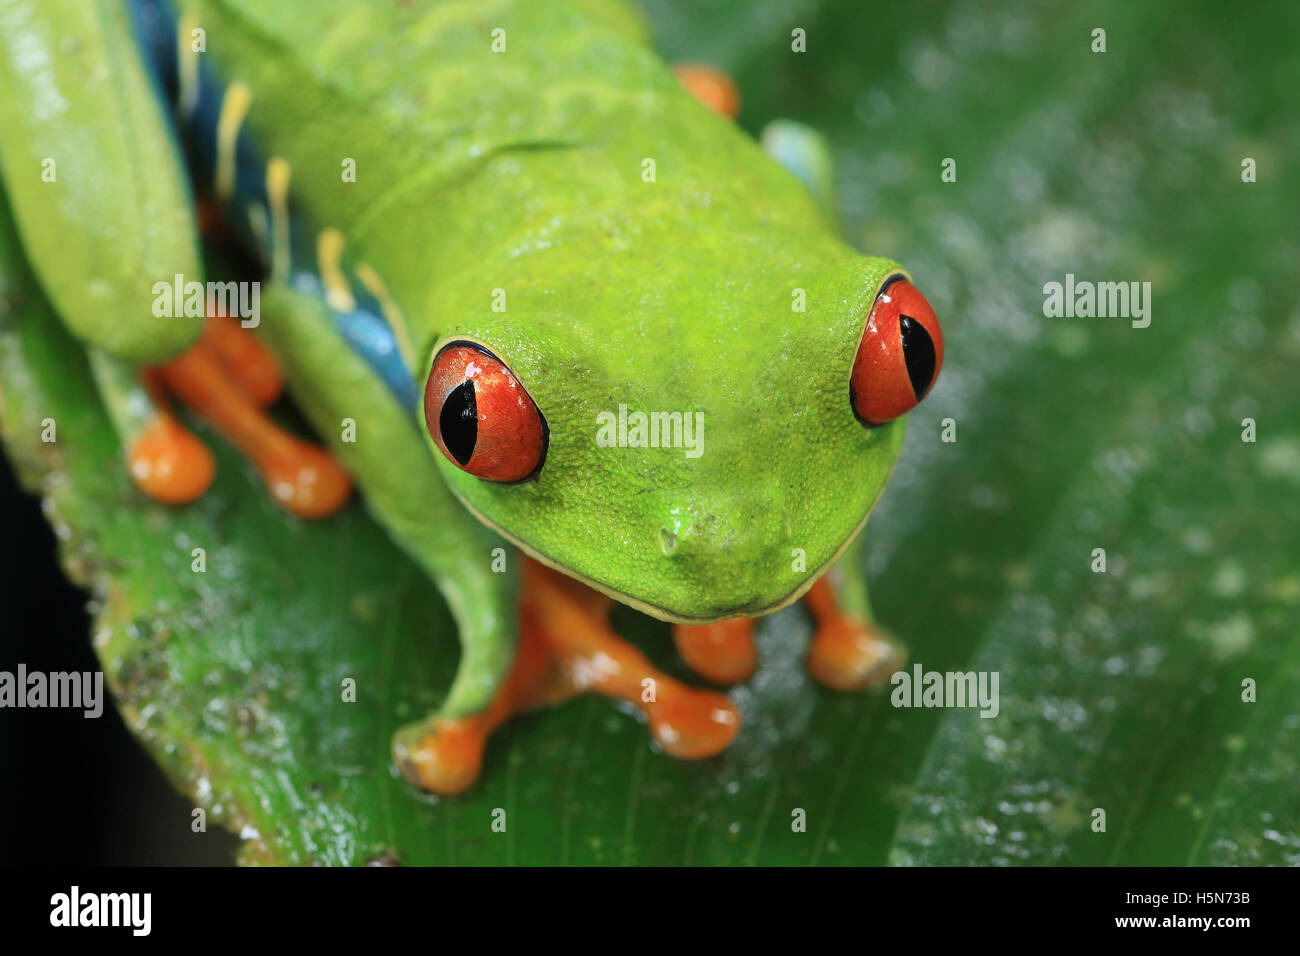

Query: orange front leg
[
  {"left": 672, "top": 618, "right": 757, "bottom": 684},
  {"left": 670, "top": 572, "right": 902, "bottom": 692},
  {"left": 804, "top": 576, "right": 904, "bottom": 691},
  {"left": 393, "top": 557, "right": 742, "bottom": 796}
]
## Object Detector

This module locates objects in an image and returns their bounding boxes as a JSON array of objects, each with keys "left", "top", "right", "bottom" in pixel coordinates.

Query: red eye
[
  {"left": 424, "top": 342, "right": 548, "bottom": 482},
  {"left": 850, "top": 277, "right": 944, "bottom": 426}
]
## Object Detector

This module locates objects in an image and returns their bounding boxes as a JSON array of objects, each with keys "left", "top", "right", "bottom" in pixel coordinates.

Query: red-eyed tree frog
[{"left": 0, "top": 0, "right": 943, "bottom": 793}]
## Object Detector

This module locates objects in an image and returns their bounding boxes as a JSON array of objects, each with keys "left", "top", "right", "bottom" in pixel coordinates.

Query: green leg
[
  {"left": 0, "top": 0, "right": 204, "bottom": 363},
  {"left": 89, "top": 348, "right": 157, "bottom": 448},
  {"left": 253, "top": 285, "right": 518, "bottom": 727},
  {"left": 828, "top": 531, "right": 877, "bottom": 623}
]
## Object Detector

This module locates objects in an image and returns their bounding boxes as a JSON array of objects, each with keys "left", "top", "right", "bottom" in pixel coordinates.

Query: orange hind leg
[{"left": 125, "top": 311, "right": 351, "bottom": 519}]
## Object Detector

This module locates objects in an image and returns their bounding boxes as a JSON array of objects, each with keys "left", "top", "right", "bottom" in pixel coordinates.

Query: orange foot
[
  {"left": 126, "top": 312, "right": 351, "bottom": 518},
  {"left": 670, "top": 580, "right": 904, "bottom": 691},
  {"left": 393, "top": 558, "right": 743, "bottom": 795},
  {"left": 671, "top": 579, "right": 902, "bottom": 691},
  {"left": 804, "top": 577, "right": 904, "bottom": 690}
]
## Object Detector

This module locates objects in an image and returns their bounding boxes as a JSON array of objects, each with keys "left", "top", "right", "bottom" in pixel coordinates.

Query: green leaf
[{"left": 2, "top": 0, "right": 1297, "bottom": 865}]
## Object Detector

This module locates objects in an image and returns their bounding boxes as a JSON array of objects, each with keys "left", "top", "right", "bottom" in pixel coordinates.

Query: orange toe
[
  {"left": 646, "top": 686, "right": 741, "bottom": 759},
  {"left": 807, "top": 615, "right": 902, "bottom": 690},
  {"left": 128, "top": 416, "right": 215, "bottom": 504},
  {"left": 393, "top": 718, "right": 488, "bottom": 797},
  {"left": 261, "top": 440, "right": 353, "bottom": 519}
]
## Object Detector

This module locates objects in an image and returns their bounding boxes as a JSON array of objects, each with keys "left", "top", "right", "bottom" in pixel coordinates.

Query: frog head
[{"left": 421, "top": 240, "right": 942, "bottom": 624}]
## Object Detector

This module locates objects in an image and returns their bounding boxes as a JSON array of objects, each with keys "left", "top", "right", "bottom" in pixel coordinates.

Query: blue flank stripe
[{"left": 127, "top": 0, "right": 422, "bottom": 413}]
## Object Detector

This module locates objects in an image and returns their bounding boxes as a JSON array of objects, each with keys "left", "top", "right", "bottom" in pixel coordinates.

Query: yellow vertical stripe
[
  {"left": 215, "top": 82, "right": 252, "bottom": 200},
  {"left": 317, "top": 229, "right": 355, "bottom": 313},
  {"left": 265, "top": 158, "right": 292, "bottom": 282}
]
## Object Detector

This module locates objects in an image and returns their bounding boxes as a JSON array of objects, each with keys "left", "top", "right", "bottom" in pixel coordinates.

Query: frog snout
[
  {"left": 656, "top": 503, "right": 740, "bottom": 557},
  {"left": 653, "top": 504, "right": 792, "bottom": 615}
]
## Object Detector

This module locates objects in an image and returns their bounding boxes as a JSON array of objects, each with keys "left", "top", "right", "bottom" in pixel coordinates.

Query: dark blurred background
[{"left": 0, "top": 456, "right": 237, "bottom": 864}]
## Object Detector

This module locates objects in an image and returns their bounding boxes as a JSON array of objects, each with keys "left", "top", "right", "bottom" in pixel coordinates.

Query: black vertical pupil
[
  {"left": 898, "top": 315, "right": 936, "bottom": 400},
  {"left": 440, "top": 380, "right": 478, "bottom": 465}
]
